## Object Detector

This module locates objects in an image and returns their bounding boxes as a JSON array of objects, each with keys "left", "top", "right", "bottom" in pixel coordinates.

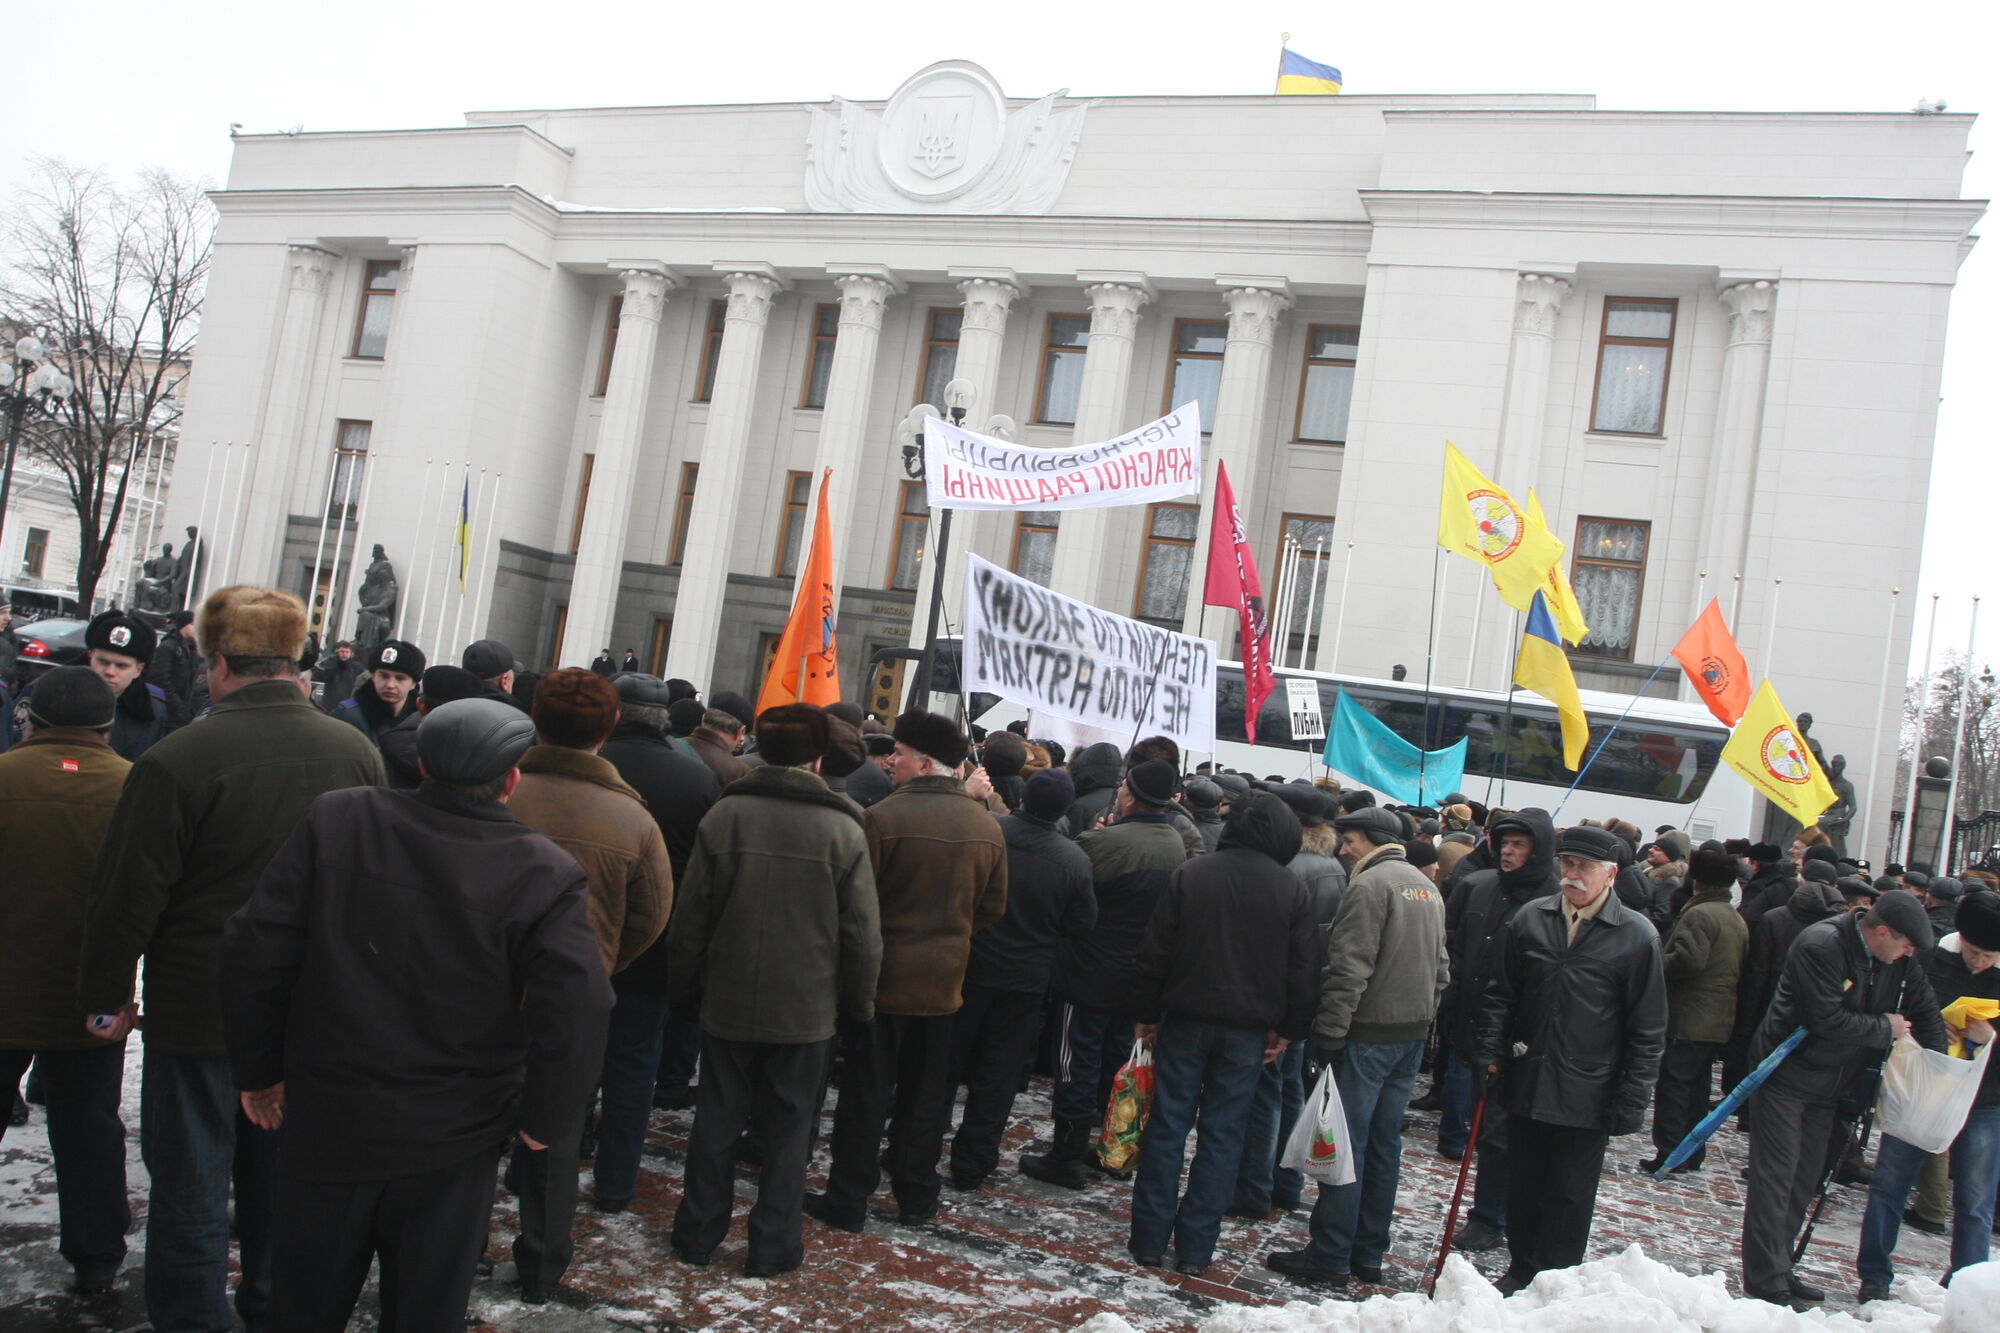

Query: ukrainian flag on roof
[{"left": 1277, "top": 49, "right": 1343, "bottom": 95}]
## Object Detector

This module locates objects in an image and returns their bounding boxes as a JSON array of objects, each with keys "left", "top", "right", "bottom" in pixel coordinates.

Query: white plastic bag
[
  {"left": 1278, "top": 1063, "right": 1357, "bottom": 1186},
  {"left": 1877, "top": 1033, "right": 1991, "bottom": 1154}
]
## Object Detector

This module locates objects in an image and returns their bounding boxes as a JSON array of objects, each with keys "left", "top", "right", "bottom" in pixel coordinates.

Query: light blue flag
[{"left": 1322, "top": 689, "right": 1467, "bottom": 805}]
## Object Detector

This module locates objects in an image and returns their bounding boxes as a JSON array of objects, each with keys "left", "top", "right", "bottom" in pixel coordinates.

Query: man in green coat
[
  {"left": 0, "top": 668, "right": 132, "bottom": 1296},
  {"left": 77, "top": 586, "right": 383, "bottom": 1333},
  {"left": 1644, "top": 846, "right": 1749, "bottom": 1173}
]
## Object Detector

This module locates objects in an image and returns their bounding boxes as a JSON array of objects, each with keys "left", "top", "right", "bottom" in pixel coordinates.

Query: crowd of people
[{"left": 2, "top": 585, "right": 1998, "bottom": 1332}]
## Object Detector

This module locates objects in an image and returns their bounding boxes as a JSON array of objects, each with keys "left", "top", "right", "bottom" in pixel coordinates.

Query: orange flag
[
  {"left": 756, "top": 469, "right": 842, "bottom": 713},
  {"left": 1672, "top": 598, "right": 1751, "bottom": 726}
]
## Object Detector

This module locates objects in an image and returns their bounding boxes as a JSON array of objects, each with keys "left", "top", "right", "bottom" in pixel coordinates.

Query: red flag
[
  {"left": 1203, "top": 461, "right": 1274, "bottom": 743},
  {"left": 1672, "top": 598, "right": 1752, "bottom": 726}
]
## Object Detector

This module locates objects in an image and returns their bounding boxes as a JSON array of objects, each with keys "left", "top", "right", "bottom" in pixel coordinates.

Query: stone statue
[
  {"left": 137, "top": 543, "right": 180, "bottom": 613},
  {"left": 173, "top": 526, "right": 203, "bottom": 609},
  {"left": 352, "top": 545, "right": 398, "bottom": 651},
  {"left": 1819, "top": 753, "right": 1857, "bottom": 859}
]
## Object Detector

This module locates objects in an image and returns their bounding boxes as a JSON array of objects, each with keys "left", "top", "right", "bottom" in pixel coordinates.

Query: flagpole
[
  {"left": 195, "top": 442, "right": 237, "bottom": 604},
  {"left": 187, "top": 440, "right": 222, "bottom": 607},
  {"left": 307, "top": 448, "right": 344, "bottom": 641},
  {"left": 1329, "top": 540, "right": 1355, "bottom": 673},
  {"left": 1493, "top": 611, "right": 1526, "bottom": 807},
  {"left": 1552, "top": 656, "right": 1674, "bottom": 821},
  {"left": 1273, "top": 31, "right": 1291, "bottom": 94},
  {"left": 1272, "top": 536, "right": 1296, "bottom": 670},
  {"left": 1301, "top": 535, "right": 1326, "bottom": 668},
  {"left": 1464, "top": 575, "right": 1487, "bottom": 690},
  {"left": 1857, "top": 586, "right": 1902, "bottom": 865},
  {"left": 396, "top": 458, "right": 438, "bottom": 640},
  {"left": 1942, "top": 595, "right": 1981, "bottom": 870},
  {"left": 1730, "top": 572, "right": 1743, "bottom": 629},
  {"left": 1759, "top": 576, "right": 1784, "bottom": 676},
  {"left": 419, "top": 461, "right": 458, "bottom": 651},
  {"left": 215, "top": 442, "right": 253, "bottom": 592},
  {"left": 320, "top": 450, "right": 356, "bottom": 644},
  {"left": 1901, "top": 593, "right": 1942, "bottom": 864},
  {"left": 450, "top": 468, "right": 486, "bottom": 654},
  {"left": 330, "top": 442, "right": 379, "bottom": 645},
  {"left": 1420, "top": 546, "right": 1444, "bottom": 798},
  {"left": 472, "top": 471, "right": 506, "bottom": 648}
]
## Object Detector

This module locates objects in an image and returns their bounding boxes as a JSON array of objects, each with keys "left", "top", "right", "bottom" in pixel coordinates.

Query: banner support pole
[{"left": 1856, "top": 587, "right": 1901, "bottom": 866}]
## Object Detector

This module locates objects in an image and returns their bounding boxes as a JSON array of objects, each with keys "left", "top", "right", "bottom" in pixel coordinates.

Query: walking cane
[
  {"left": 1793, "top": 1105, "right": 1874, "bottom": 1264},
  {"left": 1426, "top": 1094, "right": 1485, "bottom": 1297}
]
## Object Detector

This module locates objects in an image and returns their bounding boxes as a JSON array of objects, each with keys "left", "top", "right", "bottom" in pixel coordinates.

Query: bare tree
[
  {"left": 1, "top": 159, "right": 210, "bottom": 610},
  {"left": 1896, "top": 650, "right": 2000, "bottom": 816}
]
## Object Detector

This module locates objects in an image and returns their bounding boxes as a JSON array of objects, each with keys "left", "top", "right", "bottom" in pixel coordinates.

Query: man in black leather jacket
[{"left": 1476, "top": 824, "right": 1666, "bottom": 1294}]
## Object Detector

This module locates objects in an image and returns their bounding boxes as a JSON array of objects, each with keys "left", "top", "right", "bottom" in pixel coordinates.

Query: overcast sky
[{"left": 7, "top": 0, "right": 1992, "bottom": 676}]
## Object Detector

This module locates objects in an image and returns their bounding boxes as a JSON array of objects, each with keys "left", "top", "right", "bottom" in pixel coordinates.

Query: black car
[{"left": 10, "top": 617, "right": 91, "bottom": 687}]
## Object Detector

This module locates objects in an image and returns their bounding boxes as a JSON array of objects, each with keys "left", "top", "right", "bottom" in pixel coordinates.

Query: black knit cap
[
  {"left": 1956, "top": 892, "right": 2000, "bottom": 952},
  {"left": 1125, "top": 759, "right": 1180, "bottom": 807},
  {"left": 25, "top": 664, "right": 116, "bottom": 730}
]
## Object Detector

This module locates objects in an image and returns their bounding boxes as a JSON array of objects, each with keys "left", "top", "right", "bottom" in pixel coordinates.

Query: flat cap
[
  {"left": 1870, "top": 888, "right": 1935, "bottom": 951},
  {"left": 417, "top": 697, "right": 535, "bottom": 786},
  {"left": 1333, "top": 805, "right": 1405, "bottom": 843},
  {"left": 1555, "top": 824, "right": 1627, "bottom": 866},
  {"left": 460, "top": 638, "right": 514, "bottom": 679},
  {"left": 612, "top": 672, "right": 675, "bottom": 708}
]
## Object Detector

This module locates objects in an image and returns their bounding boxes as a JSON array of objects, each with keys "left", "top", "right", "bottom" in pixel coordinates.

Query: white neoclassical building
[{"left": 172, "top": 60, "right": 1981, "bottom": 845}]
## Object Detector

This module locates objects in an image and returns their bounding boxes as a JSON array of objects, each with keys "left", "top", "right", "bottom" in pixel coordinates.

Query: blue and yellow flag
[
  {"left": 455, "top": 476, "right": 471, "bottom": 592},
  {"left": 1515, "top": 591, "right": 1588, "bottom": 770},
  {"left": 1277, "top": 49, "right": 1343, "bottom": 95}
]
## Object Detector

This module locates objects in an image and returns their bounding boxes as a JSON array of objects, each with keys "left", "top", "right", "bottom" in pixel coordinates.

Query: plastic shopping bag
[
  {"left": 1877, "top": 1033, "right": 1991, "bottom": 1154},
  {"left": 1096, "top": 1039, "right": 1156, "bottom": 1172},
  {"left": 1278, "top": 1063, "right": 1357, "bottom": 1187}
]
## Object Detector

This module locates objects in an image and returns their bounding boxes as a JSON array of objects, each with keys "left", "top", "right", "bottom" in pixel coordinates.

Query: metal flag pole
[
  {"left": 1301, "top": 534, "right": 1327, "bottom": 669},
  {"left": 1271, "top": 535, "right": 1296, "bottom": 671},
  {"left": 395, "top": 458, "right": 438, "bottom": 639},
  {"left": 1729, "top": 572, "right": 1743, "bottom": 628},
  {"left": 1759, "top": 576, "right": 1784, "bottom": 677},
  {"left": 1553, "top": 656, "right": 1675, "bottom": 821},
  {"left": 326, "top": 446, "right": 378, "bottom": 645},
  {"left": 1329, "top": 540, "right": 1355, "bottom": 673},
  {"left": 307, "top": 448, "right": 344, "bottom": 639},
  {"left": 1419, "top": 546, "right": 1445, "bottom": 798},
  {"left": 1463, "top": 574, "right": 1487, "bottom": 689},
  {"left": 416, "top": 461, "right": 455, "bottom": 651},
  {"left": 191, "top": 441, "right": 230, "bottom": 605},
  {"left": 450, "top": 468, "right": 490, "bottom": 654},
  {"left": 1942, "top": 595, "right": 1982, "bottom": 870},
  {"left": 1901, "top": 594, "right": 1943, "bottom": 864},
  {"left": 1857, "top": 587, "right": 1902, "bottom": 865},
  {"left": 1492, "top": 611, "right": 1526, "bottom": 807},
  {"left": 215, "top": 442, "right": 254, "bottom": 592},
  {"left": 201, "top": 442, "right": 248, "bottom": 604},
  {"left": 471, "top": 471, "right": 506, "bottom": 645}
]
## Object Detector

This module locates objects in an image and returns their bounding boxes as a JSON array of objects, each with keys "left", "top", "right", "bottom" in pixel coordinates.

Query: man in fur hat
[
  {"left": 334, "top": 638, "right": 425, "bottom": 747},
  {"left": 78, "top": 586, "right": 384, "bottom": 1333}
]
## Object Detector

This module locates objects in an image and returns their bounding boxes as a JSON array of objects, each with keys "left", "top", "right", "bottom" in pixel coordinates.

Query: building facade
[{"left": 173, "top": 61, "right": 1981, "bottom": 846}]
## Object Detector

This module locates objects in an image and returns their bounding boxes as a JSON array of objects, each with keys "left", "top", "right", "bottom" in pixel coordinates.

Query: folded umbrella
[{"left": 1653, "top": 1026, "right": 1806, "bottom": 1180}]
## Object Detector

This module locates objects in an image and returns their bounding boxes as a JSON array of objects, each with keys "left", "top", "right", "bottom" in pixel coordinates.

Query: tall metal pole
[
  {"left": 1901, "top": 594, "right": 1943, "bottom": 864},
  {"left": 450, "top": 468, "right": 489, "bottom": 654},
  {"left": 195, "top": 442, "right": 237, "bottom": 605},
  {"left": 416, "top": 461, "right": 455, "bottom": 650},
  {"left": 1943, "top": 596, "right": 1982, "bottom": 870},
  {"left": 1271, "top": 536, "right": 1295, "bottom": 670},
  {"left": 1857, "top": 586, "right": 1902, "bottom": 866},
  {"left": 307, "top": 447, "right": 343, "bottom": 637},
  {"left": 471, "top": 471, "right": 506, "bottom": 644},
  {"left": 393, "top": 458, "right": 436, "bottom": 639},
  {"left": 215, "top": 442, "right": 254, "bottom": 593},
  {"left": 184, "top": 439, "right": 222, "bottom": 608},
  {"left": 1759, "top": 576, "right": 1784, "bottom": 676},
  {"left": 1328, "top": 540, "right": 1355, "bottom": 675},
  {"left": 1300, "top": 534, "right": 1327, "bottom": 668},
  {"left": 331, "top": 444, "right": 381, "bottom": 646}
]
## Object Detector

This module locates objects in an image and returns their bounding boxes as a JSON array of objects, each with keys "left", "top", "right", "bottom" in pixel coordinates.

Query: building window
[
  {"left": 669, "top": 463, "right": 699, "bottom": 565},
  {"left": 774, "top": 471, "right": 812, "bottom": 577},
  {"left": 330, "top": 420, "right": 370, "bottom": 520},
  {"left": 593, "top": 295, "right": 622, "bottom": 397},
  {"left": 1134, "top": 503, "right": 1199, "bottom": 626},
  {"left": 647, "top": 617, "right": 671, "bottom": 675},
  {"left": 349, "top": 260, "right": 400, "bottom": 359},
  {"left": 799, "top": 303, "right": 839, "bottom": 408},
  {"left": 1011, "top": 511, "right": 1060, "bottom": 587},
  {"left": 21, "top": 526, "right": 48, "bottom": 579},
  {"left": 1590, "top": 298, "right": 1676, "bottom": 435},
  {"left": 1571, "top": 517, "right": 1650, "bottom": 661},
  {"left": 1296, "top": 325, "right": 1358, "bottom": 443},
  {"left": 917, "top": 308, "right": 961, "bottom": 408},
  {"left": 1166, "top": 320, "right": 1226, "bottom": 430},
  {"left": 695, "top": 300, "right": 727, "bottom": 401},
  {"left": 889, "top": 481, "right": 929, "bottom": 591},
  {"left": 1277, "top": 514, "right": 1335, "bottom": 656},
  {"left": 569, "top": 453, "right": 594, "bottom": 555},
  {"left": 1034, "top": 314, "right": 1090, "bottom": 425}
]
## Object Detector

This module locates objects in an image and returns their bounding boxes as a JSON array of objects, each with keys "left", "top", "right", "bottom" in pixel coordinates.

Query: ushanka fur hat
[
  {"left": 892, "top": 708, "right": 968, "bottom": 769},
  {"left": 195, "top": 585, "right": 308, "bottom": 662}
]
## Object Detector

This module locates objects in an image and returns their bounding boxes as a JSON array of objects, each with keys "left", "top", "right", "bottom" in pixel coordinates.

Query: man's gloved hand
[
  {"left": 1315, "top": 1041, "right": 1346, "bottom": 1077},
  {"left": 1469, "top": 1061, "right": 1491, "bottom": 1102},
  {"left": 839, "top": 1018, "right": 874, "bottom": 1058},
  {"left": 1606, "top": 1104, "right": 1645, "bottom": 1137}
]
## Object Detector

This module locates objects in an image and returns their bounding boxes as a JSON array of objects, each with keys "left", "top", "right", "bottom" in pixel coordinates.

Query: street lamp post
[{"left": 0, "top": 333, "right": 77, "bottom": 560}]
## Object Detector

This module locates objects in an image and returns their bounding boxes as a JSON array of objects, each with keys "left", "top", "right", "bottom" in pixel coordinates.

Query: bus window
[{"left": 1436, "top": 700, "right": 1722, "bottom": 804}]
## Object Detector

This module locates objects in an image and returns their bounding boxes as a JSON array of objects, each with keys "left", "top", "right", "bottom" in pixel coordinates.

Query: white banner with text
[{"left": 924, "top": 404, "right": 1202, "bottom": 511}]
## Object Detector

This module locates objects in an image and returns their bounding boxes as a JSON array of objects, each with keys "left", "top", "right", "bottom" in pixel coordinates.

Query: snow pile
[{"left": 1072, "top": 1248, "right": 1998, "bottom": 1333}]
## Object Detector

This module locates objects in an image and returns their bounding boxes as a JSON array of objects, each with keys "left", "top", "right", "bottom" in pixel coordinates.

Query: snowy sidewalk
[{"left": 0, "top": 1049, "right": 1964, "bottom": 1330}]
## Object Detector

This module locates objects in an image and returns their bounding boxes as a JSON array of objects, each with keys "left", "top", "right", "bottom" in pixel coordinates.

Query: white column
[
  {"left": 1047, "top": 276, "right": 1152, "bottom": 603},
  {"left": 1186, "top": 281, "right": 1289, "bottom": 638},
  {"left": 559, "top": 264, "right": 677, "bottom": 665},
  {"left": 235, "top": 244, "right": 338, "bottom": 585},
  {"left": 811, "top": 266, "right": 899, "bottom": 598},
  {"left": 663, "top": 266, "right": 785, "bottom": 687},
  {"left": 1699, "top": 280, "right": 1779, "bottom": 608},
  {"left": 906, "top": 272, "right": 1021, "bottom": 654}
]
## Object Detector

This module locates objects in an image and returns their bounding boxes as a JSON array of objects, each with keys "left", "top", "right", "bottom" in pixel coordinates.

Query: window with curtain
[
  {"left": 1571, "top": 517, "right": 1649, "bottom": 660},
  {"left": 799, "top": 303, "right": 839, "bottom": 408},
  {"left": 1590, "top": 298, "right": 1676, "bottom": 435},
  {"left": 593, "top": 295, "right": 622, "bottom": 396},
  {"left": 1296, "top": 326, "right": 1358, "bottom": 443},
  {"left": 669, "top": 463, "right": 699, "bottom": 565},
  {"left": 1135, "top": 503, "right": 1199, "bottom": 626},
  {"left": 1012, "top": 511, "right": 1060, "bottom": 586},
  {"left": 774, "top": 471, "right": 811, "bottom": 576},
  {"left": 918, "top": 309, "right": 961, "bottom": 408},
  {"left": 1035, "top": 315, "right": 1090, "bottom": 424},
  {"left": 889, "top": 482, "right": 930, "bottom": 591},
  {"left": 350, "top": 260, "right": 400, "bottom": 359},
  {"left": 330, "top": 420, "right": 371, "bottom": 520},
  {"left": 695, "top": 300, "right": 727, "bottom": 401},
  {"left": 1279, "top": 514, "right": 1335, "bottom": 655},
  {"left": 22, "top": 527, "right": 48, "bottom": 578},
  {"left": 1166, "top": 321, "right": 1225, "bottom": 431}
]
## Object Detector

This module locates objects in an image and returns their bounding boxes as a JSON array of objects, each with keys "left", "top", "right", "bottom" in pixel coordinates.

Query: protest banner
[
  {"left": 963, "top": 554, "right": 1216, "bottom": 751},
  {"left": 1285, "top": 677, "right": 1326, "bottom": 741},
  {"left": 924, "top": 405, "right": 1202, "bottom": 512}
]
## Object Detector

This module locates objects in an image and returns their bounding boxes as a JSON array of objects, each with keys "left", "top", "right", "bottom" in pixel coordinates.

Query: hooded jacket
[
  {"left": 1662, "top": 883, "right": 1749, "bottom": 1043},
  {"left": 1754, "top": 912, "right": 1947, "bottom": 1102},
  {"left": 1131, "top": 792, "right": 1318, "bottom": 1038},
  {"left": 1055, "top": 809, "right": 1187, "bottom": 1011},
  {"left": 1732, "top": 874, "right": 1845, "bottom": 1051},
  {"left": 1314, "top": 839, "right": 1449, "bottom": 1049},
  {"left": 1439, "top": 809, "right": 1558, "bottom": 1059},
  {"left": 1477, "top": 881, "right": 1668, "bottom": 1133},
  {"left": 966, "top": 811, "right": 1097, "bottom": 994},
  {"left": 1062, "top": 742, "right": 1125, "bottom": 838}
]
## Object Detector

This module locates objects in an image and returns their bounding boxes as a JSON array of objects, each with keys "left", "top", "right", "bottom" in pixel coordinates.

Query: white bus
[{"left": 937, "top": 648, "right": 1753, "bottom": 843}]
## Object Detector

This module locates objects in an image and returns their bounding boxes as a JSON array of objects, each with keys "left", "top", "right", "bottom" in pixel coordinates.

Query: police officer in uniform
[
  {"left": 334, "top": 639, "right": 425, "bottom": 747},
  {"left": 12, "top": 611, "right": 168, "bottom": 761}
]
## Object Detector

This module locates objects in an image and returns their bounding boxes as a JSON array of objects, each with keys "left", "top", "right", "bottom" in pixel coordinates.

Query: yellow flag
[
  {"left": 1435, "top": 442, "right": 1563, "bottom": 613},
  {"left": 1525, "top": 490, "right": 1590, "bottom": 645},
  {"left": 1720, "top": 680, "right": 1839, "bottom": 826}
]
